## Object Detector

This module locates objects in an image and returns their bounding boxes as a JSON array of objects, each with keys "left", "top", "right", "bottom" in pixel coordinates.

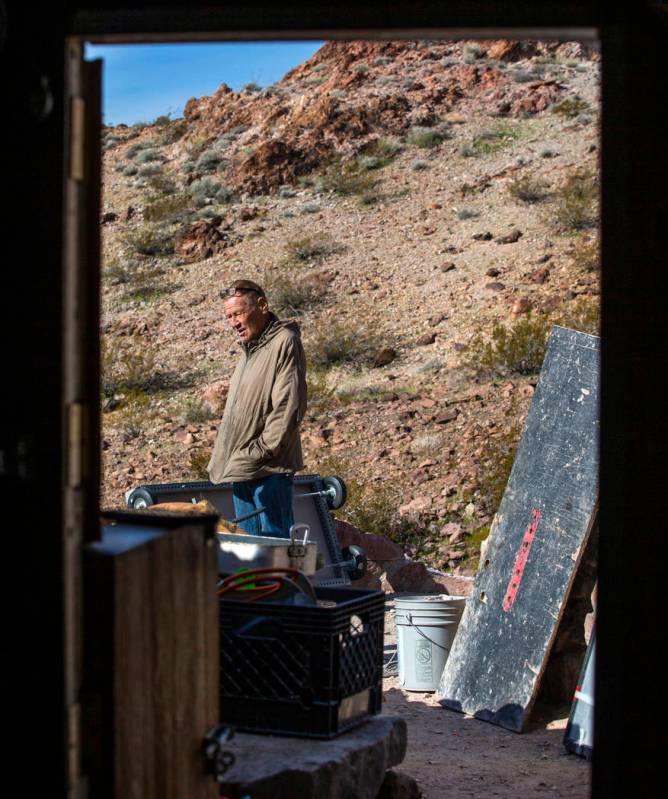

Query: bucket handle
[{"left": 404, "top": 611, "right": 452, "bottom": 652}]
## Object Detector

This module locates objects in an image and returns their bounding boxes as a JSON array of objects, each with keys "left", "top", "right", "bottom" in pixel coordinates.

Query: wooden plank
[
  {"left": 438, "top": 326, "right": 600, "bottom": 732},
  {"left": 82, "top": 516, "right": 219, "bottom": 798}
]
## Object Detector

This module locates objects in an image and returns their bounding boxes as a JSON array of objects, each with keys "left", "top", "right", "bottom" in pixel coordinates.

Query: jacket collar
[{"left": 244, "top": 313, "right": 279, "bottom": 354}]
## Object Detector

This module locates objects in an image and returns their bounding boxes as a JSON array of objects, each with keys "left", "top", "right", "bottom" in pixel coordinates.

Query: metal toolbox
[{"left": 217, "top": 524, "right": 319, "bottom": 576}]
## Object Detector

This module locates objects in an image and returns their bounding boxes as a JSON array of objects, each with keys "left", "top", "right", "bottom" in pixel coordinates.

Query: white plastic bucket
[{"left": 394, "top": 595, "right": 466, "bottom": 692}]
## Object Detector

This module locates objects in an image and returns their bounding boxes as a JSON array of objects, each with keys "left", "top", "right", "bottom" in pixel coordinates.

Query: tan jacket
[{"left": 207, "top": 316, "right": 307, "bottom": 483}]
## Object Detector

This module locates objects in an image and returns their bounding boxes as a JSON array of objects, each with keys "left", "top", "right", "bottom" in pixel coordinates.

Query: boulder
[
  {"left": 381, "top": 560, "right": 443, "bottom": 594},
  {"left": 335, "top": 519, "right": 405, "bottom": 561},
  {"left": 173, "top": 217, "right": 237, "bottom": 262},
  {"left": 377, "top": 770, "right": 422, "bottom": 799},
  {"left": 218, "top": 715, "right": 407, "bottom": 799},
  {"left": 373, "top": 347, "right": 398, "bottom": 367},
  {"left": 200, "top": 380, "right": 229, "bottom": 416}
]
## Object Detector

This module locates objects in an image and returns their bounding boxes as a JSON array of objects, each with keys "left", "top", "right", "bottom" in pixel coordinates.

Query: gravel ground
[{"left": 382, "top": 604, "right": 591, "bottom": 798}]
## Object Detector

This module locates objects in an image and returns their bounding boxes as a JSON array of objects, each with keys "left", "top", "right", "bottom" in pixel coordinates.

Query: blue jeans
[{"left": 231, "top": 473, "right": 294, "bottom": 539}]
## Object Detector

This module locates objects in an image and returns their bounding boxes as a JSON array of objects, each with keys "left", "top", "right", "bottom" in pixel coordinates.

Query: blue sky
[{"left": 85, "top": 42, "right": 324, "bottom": 126}]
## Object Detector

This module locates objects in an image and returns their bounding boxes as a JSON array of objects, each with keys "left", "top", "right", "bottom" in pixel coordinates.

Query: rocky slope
[{"left": 99, "top": 38, "right": 600, "bottom": 574}]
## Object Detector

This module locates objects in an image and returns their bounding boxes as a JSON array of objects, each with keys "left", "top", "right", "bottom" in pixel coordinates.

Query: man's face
[{"left": 224, "top": 293, "right": 269, "bottom": 343}]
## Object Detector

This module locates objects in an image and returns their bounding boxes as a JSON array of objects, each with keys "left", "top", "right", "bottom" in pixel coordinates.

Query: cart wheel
[
  {"left": 322, "top": 475, "right": 347, "bottom": 509},
  {"left": 341, "top": 545, "right": 367, "bottom": 581},
  {"left": 126, "top": 487, "right": 155, "bottom": 510}
]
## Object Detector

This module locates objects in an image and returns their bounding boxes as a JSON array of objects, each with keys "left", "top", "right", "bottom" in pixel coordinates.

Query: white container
[{"left": 394, "top": 595, "right": 466, "bottom": 692}]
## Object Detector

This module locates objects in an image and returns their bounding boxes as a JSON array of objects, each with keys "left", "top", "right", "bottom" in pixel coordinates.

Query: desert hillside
[{"left": 100, "top": 38, "right": 600, "bottom": 573}]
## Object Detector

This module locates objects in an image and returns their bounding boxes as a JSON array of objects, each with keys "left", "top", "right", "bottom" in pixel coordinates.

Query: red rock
[
  {"left": 441, "top": 522, "right": 464, "bottom": 543},
  {"left": 530, "top": 266, "right": 550, "bottom": 284},
  {"left": 473, "top": 231, "right": 493, "bottom": 241},
  {"left": 485, "top": 282, "right": 505, "bottom": 291},
  {"left": 485, "top": 267, "right": 501, "bottom": 277},
  {"left": 434, "top": 408, "right": 459, "bottom": 424},
  {"left": 398, "top": 496, "right": 432, "bottom": 516},
  {"left": 417, "top": 332, "right": 436, "bottom": 346},
  {"left": 373, "top": 347, "right": 397, "bottom": 367},
  {"left": 381, "top": 559, "right": 442, "bottom": 594},
  {"left": 101, "top": 211, "right": 118, "bottom": 224},
  {"left": 238, "top": 206, "right": 258, "bottom": 221},
  {"left": 174, "top": 218, "right": 238, "bottom": 263},
  {"left": 510, "top": 297, "right": 532, "bottom": 317},
  {"left": 200, "top": 380, "right": 229, "bottom": 416},
  {"left": 334, "top": 519, "right": 405, "bottom": 561},
  {"left": 497, "top": 228, "right": 522, "bottom": 244}
]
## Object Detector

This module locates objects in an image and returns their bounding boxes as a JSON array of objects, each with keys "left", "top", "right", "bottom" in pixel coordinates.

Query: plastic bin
[{"left": 219, "top": 586, "right": 385, "bottom": 738}]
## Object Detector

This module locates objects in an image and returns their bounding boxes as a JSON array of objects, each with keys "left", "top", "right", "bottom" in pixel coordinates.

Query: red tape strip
[{"left": 502, "top": 507, "right": 542, "bottom": 612}]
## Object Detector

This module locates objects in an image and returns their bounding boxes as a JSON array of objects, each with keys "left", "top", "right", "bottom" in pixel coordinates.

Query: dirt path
[{"left": 382, "top": 609, "right": 591, "bottom": 798}]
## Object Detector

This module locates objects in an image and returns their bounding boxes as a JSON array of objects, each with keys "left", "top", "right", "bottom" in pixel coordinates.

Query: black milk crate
[{"left": 219, "top": 586, "right": 385, "bottom": 738}]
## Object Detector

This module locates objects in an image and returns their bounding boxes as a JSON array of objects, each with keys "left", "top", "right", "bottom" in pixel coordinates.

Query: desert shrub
[
  {"left": 463, "top": 44, "right": 485, "bottom": 63},
  {"left": 103, "top": 336, "right": 204, "bottom": 397},
  {"left": 156, "top": 119, "right": 188, "bottom": 145},
  {"left": 121, "top": 284, "right": 176, "bottom": 305},
  {"left": 307, "top": 452, "right": 432, "bottom": 559},
  {"left": 470, "top": 123, "right": 519, "bottom": 155},
  {"left": 152, "top": 114, "right": 171, "bottom": 126},
  {"left": 135, "top": 148, "right": 162, "bottom": 164},
  {"left": 144, "top": 171, "right": 178, "bottom": 196},
  {"left": 375, "top": 76, "right": 395, "bottom": 86},
  {"left": 101, "top": 336, "right": 158, "bottom": 397},
  {"left": 319, "top": 159, "right": 378, "bottom": 197},
  {"left": 411, "top": 159, "right": 429, "bottom": 171},
  {"left": 463, "top": 420, "right": 523, "bottom": 569},
  {"left": 556, "top": 298, "right": 600, "bottom": 335},
  {"left": 511, "top": 68, "right": 534, "bottom": 83},
  {"left": 352, "top": 63, "right": 369, "bottom": 74},
  {"left": 301, "top": 203, "right": 321, "bottom": 214},
  {"left": 306, "top": 322, "right": 384, "bottom": 370},
  {"left": 372, "top": 56, "right": 392, "bottom": 66},
  {"left": 137, "top": 163, "right": 162, "bottom": 178},
  {"left": 123, "top": 164, "right": 139, "bottom": 176},
  {"left": 328, "top": 89, "right": 346, "bottom": 99},
  {"left": 188, "top": 451, "right": 210, "bottom": 479},
  {"left": 284, "top": 233, "right": 341, "bottom": 264},
  {"left": 181, "top": 398, "right": 216, "bottom": 424},
  {"left": 571, "top": 236, "right": 600, "bottom": 272},
  {"left": 186, "top": 136, "right": 209, "bottom": 159},
  {"left": 457, "top": 207, "right": 479, "bottom": 220},
  {"left": 459, "top": 145, "right": 478, "bottom": 158},
  {"left": 122, "top": 223, "right": 174, "bottom": 257},
  {"left": 408, "top": 126, "right": 449, "bottom": 148},
  {"left": 465, "top": 314, "right": 552, "bottom": 377},
  {"left": 195, "top": 148, "right": 223, "bottom": 173},
  {"left": 552, "top": 97, "right": 590, "bottom": 118},
  {"left": 263, "top": 269, "right": 327, "bottom": 316},
  {"left": 476, "top": 422, "right": 522, "bottom": 518},
  {"left": 117, "top": 389, "right": 150, "bottom": 439},
  {"left": 508, "top": 174, "right": 549, "bottom": 203},
  {"left": 278, "top": 186, "right": 297, "bottom": 198},
  {"left": 358, "top": 155, "right": 382, "bottom": 171},
  {"left": 540, "top": 148, "right": 558, "bottom": 158},
  {"left": 188, "top": 177, "right": 233, "bottom": 207},
  {"left": 126, "top": 142, "right": 152, "bottom": 159},
  {"left": 241, "top": 80, "right": 261, "bottom": 92},
  {"left": 145, "top": 195, "right": 193, "bottom": 224},
  {"left": 553, "top": 167, "right": 598, "bottom": 230}
]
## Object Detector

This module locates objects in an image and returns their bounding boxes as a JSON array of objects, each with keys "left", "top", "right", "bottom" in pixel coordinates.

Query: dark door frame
[{"left": 2, "top": 3, "right": 665, "bottom": 797}]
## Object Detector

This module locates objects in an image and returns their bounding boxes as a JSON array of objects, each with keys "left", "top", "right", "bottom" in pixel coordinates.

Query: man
[{"left": 207, "top": 279, "right": 307, "bottom": 538}]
